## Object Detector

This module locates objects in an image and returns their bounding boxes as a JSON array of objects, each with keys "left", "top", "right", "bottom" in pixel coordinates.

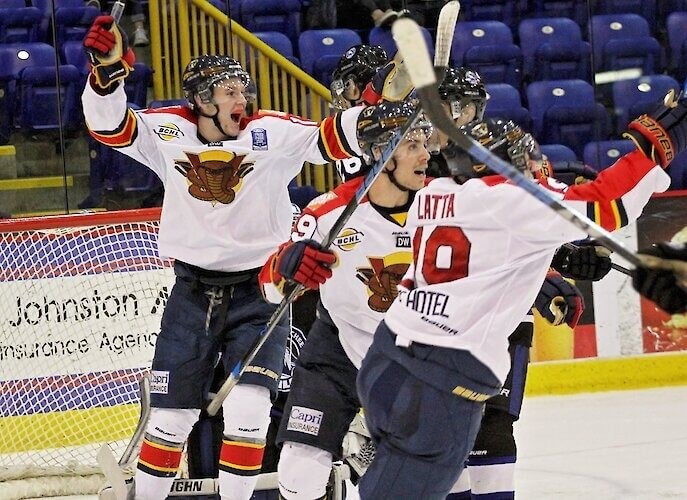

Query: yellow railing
[{"left": 147, "top": 0, "right": 340, "bottom": 191}]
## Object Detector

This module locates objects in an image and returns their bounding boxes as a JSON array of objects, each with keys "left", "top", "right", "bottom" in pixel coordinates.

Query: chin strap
[
  {"left": 382, "top": 158, "right": 412, "bottom": 192},
  {"left": 197, "top": 104, "right": 235, "bottom": 140}
]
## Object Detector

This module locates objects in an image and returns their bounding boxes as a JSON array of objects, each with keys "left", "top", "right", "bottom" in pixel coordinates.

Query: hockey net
[{"left": 0, "top": 209, "right": 173, "bottom": 498}]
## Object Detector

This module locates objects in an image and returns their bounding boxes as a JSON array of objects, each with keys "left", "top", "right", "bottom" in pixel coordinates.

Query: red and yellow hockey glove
[
  {"left": 83, "top": 15, "right": 135, "bottom": 90},
  {"left": 623, "top": 90, "right": 687, "bottom": 168}
]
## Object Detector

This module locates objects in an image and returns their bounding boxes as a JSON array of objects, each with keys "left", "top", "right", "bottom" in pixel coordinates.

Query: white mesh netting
[{"left": 0, "top": 211, "right": 173, "bottom": 496}]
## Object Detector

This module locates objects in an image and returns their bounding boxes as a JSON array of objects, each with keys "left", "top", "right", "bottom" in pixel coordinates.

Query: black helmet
[
  {"left": 330, "top": 45, "right": 388, "bottom": 110},
  {"left": 357, "top": 100, "right": 433, "bottom": 164},
  {"left": 445, "top": 118, "right": 541, "bottom": 180},
  {"left": 437, "top": 67, "right": 487, "bottom": 122},
  {"left": 182, "top": 55, "right": 253, "bottom": 110}
]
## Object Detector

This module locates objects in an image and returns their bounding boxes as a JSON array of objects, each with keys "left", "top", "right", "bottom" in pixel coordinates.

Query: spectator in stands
[{"left": 333, "top": 0, "right": 408, "bottom": 31}]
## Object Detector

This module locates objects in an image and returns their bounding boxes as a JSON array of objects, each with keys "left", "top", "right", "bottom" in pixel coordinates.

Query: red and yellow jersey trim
[
  {"left": 318, "top": 112, "right": 357, "bottom": 161},
  {"left": 89, "top": 108, "right": 138, "bottom": 148}
]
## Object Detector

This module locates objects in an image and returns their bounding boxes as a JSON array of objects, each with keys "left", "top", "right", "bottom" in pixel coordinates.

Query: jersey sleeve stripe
[
  {"left": 88, "top": 108, "right": 138, "bottom": 148},
  {"left": 334, "top": 112, "right": 357, "bottom": 157},
  {"left": 589, "top": 198, "right": 628, "bottom": 230},
  {"left": 318, "top": 114, "right": 354, "bottom": 161}
]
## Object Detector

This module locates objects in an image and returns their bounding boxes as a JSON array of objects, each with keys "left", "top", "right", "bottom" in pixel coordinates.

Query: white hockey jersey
[
  {"left": 82, "top": 82, "right": 362, "bottom": 272},
  {"left": 284, "top": 177, "right": 414, "bottom": 368},
  {"left": 385, "top": 150, "right": 671, "bottom": 383}
]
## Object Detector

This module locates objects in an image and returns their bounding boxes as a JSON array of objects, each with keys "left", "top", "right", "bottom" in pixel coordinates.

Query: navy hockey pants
[{"left": 357, "top": 322, "right": 501, "bottom": 500}]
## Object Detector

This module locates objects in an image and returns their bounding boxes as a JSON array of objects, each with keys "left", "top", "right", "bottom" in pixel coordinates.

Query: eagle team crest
[
  {"left": 356, "top": 252, "right": 412, "bottom": 313},
  {"left": 175, "top": 150, "right": 255, "bottom": 204}
]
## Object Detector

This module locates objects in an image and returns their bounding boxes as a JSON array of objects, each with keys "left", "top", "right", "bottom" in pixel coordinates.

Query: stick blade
[
  {"left": 97, "top": 445, "right": 129, "bottom": 500},
  {"left": 392, "top": 18, "right": 437, "bottom": 89},
  {"left": 434, "top": 0, "right": 460, "bottom": 68}
]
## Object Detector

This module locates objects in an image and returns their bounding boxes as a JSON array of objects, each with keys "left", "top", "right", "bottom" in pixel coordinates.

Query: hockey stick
[
  {"left": 98, "top": 374, "right": 151, "bottom": 500},
  {"left": 110, "top": 0, "right": 126, "bottom": 22},
  {"left": 207, "top": 107, "right": 424, "bottom": 415},
  {"left": 393, "top": 18, "right": 687, "bottom": 278},
  {"left": 433, "top": 1, "right": 460, "bottom": 82}
]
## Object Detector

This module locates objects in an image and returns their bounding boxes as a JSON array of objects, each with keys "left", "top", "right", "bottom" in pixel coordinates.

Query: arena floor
[{"left": 60, "top": 385, "right": 687, "bottom": 499}]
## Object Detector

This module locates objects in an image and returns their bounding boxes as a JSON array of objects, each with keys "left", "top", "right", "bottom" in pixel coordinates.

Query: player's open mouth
[
  {"left": 414, "top": 167, "right": 427, "bottom": 176},
  {"left": 230, "top": 112, "right": 242, "bottom": 123}
]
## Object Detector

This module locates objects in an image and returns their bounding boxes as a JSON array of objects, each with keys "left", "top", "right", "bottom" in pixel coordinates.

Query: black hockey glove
[
  {"left": 534, "top": 272, "right": 584, "bottom": 328},
  {"left": 275, "top": 240, "right": 336, "bottom": 290},
  {"left": 550, "top": 160, "right": 598, "bottom": 186},
  {"left": 632, "top": 242, "right": 687, "bottom": 314},
  {"left": 623, "top": 90, "right": 687, "bottom": 168},
  {"left": 551, "top": 243, "right": 612, "bottom": 282}
]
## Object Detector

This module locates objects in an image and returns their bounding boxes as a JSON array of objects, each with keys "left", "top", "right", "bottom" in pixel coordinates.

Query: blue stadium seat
[
  {"left": 16, "top": 64, "right": 82, "bottom": 132},
  {"left": 583, "top": 140, "right": 636, "bottom": 171},
  {"left": 667, "top": 12, "right": 687, "bottom": 81},
  {"left": 124, "top": 63, "right": 152, "bottom": 108},
  {"left": 254, "top": 31, "right": 300, "bottom": 67},
  {"left": 483, "top": 83, "right": 531, "bottom": 131},
  {"left": 593, "top": 0, "right": 657, "bottom": 33},
  {"left": 368, "top": 25, "right": 433, "bottom": 60},
  {"left": 0, "top": 0, "right": 42, "bottom": 43},
  {"left": 518, "top": 17, "right": 591, "bottom": 82},
  {"left": 612, "top": 75, "right": 680, "bottom": 134},
  {"left": 540, "top": 144, "right": 578, "bottom": 162},
  {"left": 451, "top": 20, "right": 522, "bottom": 88},
  {"left": 589, "top": 14, "right": 660, "bottom": 75},
  {"left": 298, "top": 29, "right": 362, "bottom": 86},
  {"left": 0, "top": 42, "right": 55, "bottom": 142},
  {"left": 207, "top": 0, "right": 241, "bottom": 19},
  {"left": 241, "top": 0, "right": 301, "bottom": 47},
  {"left": 460, "top": 0, "right": 518, "bottom": 28},
  {"left": 526, "top": 79, "right": 610, "bottom": 157},
  {"left": 533, "top": 0, "right": 589, "bottom": 26},
  {"left": 659, "top": 0, "right": 687, "bottom": 20},
  {"left": 667, "top": 148, "right": 687, "bottom": 189},
  {"left": 32, "top": 0, "right": 99, "bottom": 45}
]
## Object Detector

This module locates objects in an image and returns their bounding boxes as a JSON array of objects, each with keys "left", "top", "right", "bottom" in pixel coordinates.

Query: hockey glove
[
  {"left": 275, "top": 240, "right": 336, "bottom": 290},
  {"left": 83, "top": 15, "right": 135, "bottom": 90},
  {"left": 551, "top": 243, "right": 612, "bottom": 282},
  {"left": 623, "top": 90, "right": 687, "bottom": 168},
  {"left": 361, "top": 55, "right": 414, "bottom": 105},
  {"left": 534, "top": 272, "right": 584, "bottom": 328},
  {"left": 549, "top": 160, "right": 598, "bottom": 186},
  {"left": 632, "top": 242, "right": 687, "bottom": 314}
]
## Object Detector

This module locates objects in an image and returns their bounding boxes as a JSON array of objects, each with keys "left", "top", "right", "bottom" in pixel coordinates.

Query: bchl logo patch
[
  {"left": 154, "top": 123, "right": 184, "bottom": 141},
  {"left": 334, "top": 228, "right": 364, "bottom": 251},
  {"left": 150, "top": 370, "right": 169, "bottom": 394},
  {"left": 287, "top": 406, "right": 323, "bottom": 436},
  {"left": 251, "top": 128, "right": 268, "bottom": 150}
]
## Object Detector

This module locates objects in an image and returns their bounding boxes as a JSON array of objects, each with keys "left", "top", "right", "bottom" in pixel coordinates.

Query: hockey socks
[{"left": 136, "top": 434, "right": 185, "bottom": 499}]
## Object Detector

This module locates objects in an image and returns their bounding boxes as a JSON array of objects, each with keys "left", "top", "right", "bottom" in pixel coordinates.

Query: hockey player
[
  {"left": 426, "top": 66, "right": 487, "bottom": 179},
  {"left": 258, "top": 100, "right": 432, "bottom": 500},
  {"left": 355, "top": 88, "right": 686, "bottom": 497},
  {"left": 329, "top": 44, "right": 388, "bottom": 183},
  {"left": 432, "top": 70, "right": 607, "bottom": 500},
  {"left": 443, "top": 126, "right": 605, "bottom": 500},
  {"left": 82, "top": 15, "right": 412, "bottom": 500}
]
